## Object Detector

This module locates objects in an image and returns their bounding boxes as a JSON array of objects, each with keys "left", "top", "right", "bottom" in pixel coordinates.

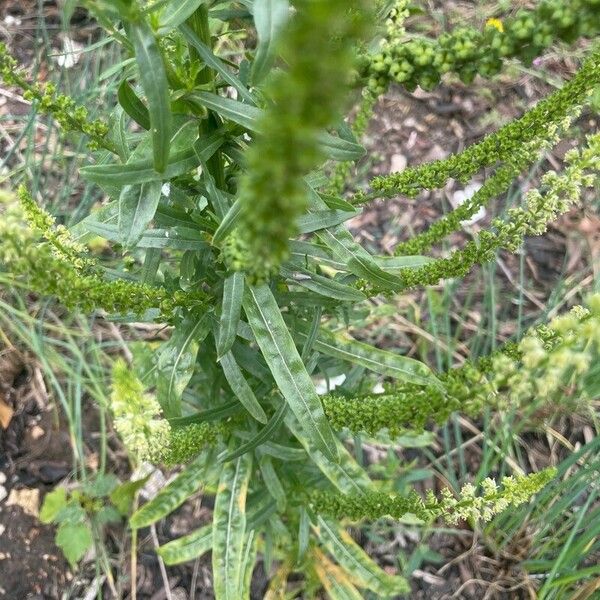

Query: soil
[{"left": 1, "top": 1, "right": 599, "bottom": 599}]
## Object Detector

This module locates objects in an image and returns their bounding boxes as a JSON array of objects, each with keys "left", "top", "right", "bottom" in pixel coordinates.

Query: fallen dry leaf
[
  {"left": 6, "top": 488, "right": 40, "bottom": 518},
  {"left": 0, "top": 396, "right": 14, "bottom": 429}
]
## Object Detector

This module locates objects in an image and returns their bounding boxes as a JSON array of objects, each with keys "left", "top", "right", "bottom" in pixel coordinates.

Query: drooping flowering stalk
[
  {"left": 310, "top": 468, "right": 557, "bottom": 524},
  {"left": 363, "top": 0, "right": 600, "bottom": 94},
  {"left": 0, "top": 191, "right": 206, "bottom": 318},
  {"left": 394, "top": 132, "right": 600, "bottom": 289},
  {"left": 366, "top": 47, "right": 600, "bottom": 199},
  {"left": 0, "top": 43, "right": 113, "bottom": 152},
  {"left": 233, "top": 0, "right": 373, "bottom": 282},
  {"left": 323, "top": 295, "right": 600, "bottom": 438}
]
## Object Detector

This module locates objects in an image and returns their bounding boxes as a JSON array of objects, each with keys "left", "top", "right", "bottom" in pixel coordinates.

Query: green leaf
[
  {"left": 303, "top": 328, "right": 440, "bottom": 388},
  {"left": 219, "top": 401, "right": 287, "bottom": 463},
  {"left": 129, "top": 19, "right": 172, "bottom": 172},
  {"left": 240, "top": 530, "right": 259, "bottom": 599},
  {"left": 217, "top": 272, "right": 244, "bottom": 359},
  {"left": 243, "top": 284, "right": 339, "bottom": 462},
  {"left": 285, "top": 413, "right": 370, "bottom": 495},
  {"left": 40, "top": 487, "right": 68, "bottom": 524},
  {"left": 280, "top": 266, "right": 366, "bottom": 303},
  {"left": 157, "top": 312, "right": 211, "bottom": 417},
  {"left": 157, "top": 523, "right": 213, "bottom": 565},
  {"left": 110, "top": 476, "right": 150, "bottom": 516},
  {"left": 213, "top": 197, "right": 243, "bottom": 244},
  {"left": 317, "top": 133, "right": 365, "bottom": 162},
  {"left": 118, "top": 180, "right": 163, "bottom": 247},
  {"left": 158, "top": 0, "right": 207, "bottom": 35},
  {"left": 296, "top": 209, "right": 359, "bottom": 234},
  {"left": 180, "top": 24, "right": 255, "bottom": 105},
  {"left": 130, "top": 452, "right": 209, "bottom": 528},
  {"left": 250, "top": 0, "right": 290, "bottom": 85},
  {"left": 313, "top": 517, "right": 410, "bottom": 597},
  {"left": 258, "top": 455, "right": 286, "bottom": 510},
  {"left": 117, "top": 80, "right": 150, "bottom": 130},
  {"left": 188, "top": 91, "right": 261, "bottom": 132},
  {"left": 188, "top": 93, "right": 365, "bottom": 161},
  {"left": 220, "top": 350, "right": 268, "bottom": 423},
  {"left": 212, "top": 453, "right": 253, "bottom": 600},
  {"left": 55, "top": 521, "right": 93, "bottom": 569},
  {"left": 80, "top": 148, "right": 199, "bottom": 186}
]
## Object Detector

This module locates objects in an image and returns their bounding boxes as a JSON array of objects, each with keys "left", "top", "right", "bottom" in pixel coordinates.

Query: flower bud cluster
[
  {"left": 363, "top": 0, "right": 600, "bottom": 94},
  {"left": 110, "top": 360, "right": 224, "bottom": 465}
]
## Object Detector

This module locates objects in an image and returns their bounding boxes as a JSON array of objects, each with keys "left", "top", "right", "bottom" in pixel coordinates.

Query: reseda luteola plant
[{"left": 1, "top": 0, "right": 599, "bottom": 595}]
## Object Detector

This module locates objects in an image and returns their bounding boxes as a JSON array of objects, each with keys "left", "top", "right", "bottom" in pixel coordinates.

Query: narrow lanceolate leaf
[
  {"left": 240, "top": 530, "right": 259, "bottom": 599},
  {"left": 157, "top": 313, "right": 211, "bottom": 417},
  {"left": 157, "top": 0, "right": 206, "bottom": 35},
  {"left": 220, "top": 351, "right": 268, "bottom": 424},
  {"left": 157, "top": 524, "right": 213, "bottom": 565},
  {"left": 180, "top": 24, "right": 255, "bottom": 105},
  {"left": 300, "top": 327, "right": 440, "bottom": 388},
  {"left": 130, "top": 452, "right": 208, "bottom": 528},
  {"left": 117, "top": 80, "right": 150, "bottom": 130},
  {"left": 284, "top": 413, "right": 370, "bottom": 495},
  {"left": 313, "top": 517, "right": 410, "bottom": 597},
  {"left": 312, "top": 547, "right": 364, "bottom": 600},
  {"left": 118, "top": 181, "right": 162, "bottom": 247},
  {"left": 251, "top": 0, "right": 290, "bottom": 85},
  {"left": 243, "top": 284, "right": 339, "bottom": 462},
  {"left": 212, "top": 453, "right": 253, "bottom": 600},
  {"left": 187, "top": 93, "right": 365, "bottom": 161},
  {"left": 129, "top": 19, "right": 172, "bottom": 172},
  {"left": 217, "top": 272, "right": 244, "bottom": 358}
]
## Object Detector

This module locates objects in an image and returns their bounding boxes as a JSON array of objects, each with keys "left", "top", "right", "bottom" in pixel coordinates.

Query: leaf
[
  {"left": 301, "top": 327, "right": 440, "bottom": 388},
  {"left": 130, "top": 452, "right": 209, "bottom": 528},
  {"left": 180, "top": 24, "right": 255, "bottom": 104},
  {"left": 212, "top": 453, "right": 253, "bottom": 600},
  {"left": 220, "top": 350, "right": 268, "bottom": 423},
  {"left": 217, "top": 272, "right": 244, "bottom": 358},
  {"left": 189, "top": 91, "right": 261, "bottom": 132},
  {"left": 55, "top": 521, "right": 93, "bottom": 569},
  {"left": 243, "top": 284, "right": 339, "bottom": 462},
  {"left": 312, "top": 547, "right": 364, "bottom": 600},
  {"left": 157, "top": 313, "right": 211, "bottom": 418},
  {"left": 250, "top": 0, "right": 289, "bottom": 85},
  {"left": 129, "top": 18, "right": 172, "bottom": 172},
  {"left": 313, "top": 517, "right": 410, "bottom": 597},
  {"left": 80, "top": 147, "right": 200, "bottom": 186},
  {"left": 280, "top": 266, "right": 366, "bottom": 303},
  {"left": 258, "top": 455, "right": 286, "bottom": 510},
  {"left": 110, "top": 476, "right": 150, "bottom": 516},
  {"left": 213, "top": 197, "right": 243, "bottom": 244},
  {"left": 219, "top": 401, "right": 287, "bottom": 463},
  {"left": 118, "top": 180, "right": 163, "bottom": 247},
  {"left": 189, "top": 93, "right": 365, "bottom": 161},
  {"left": 117, "top": 80, "right": 150, "bottom": 130},
  {"left": 158, "top": 0, "right": 207, "bottom": 35},
  {"left": 157, "top": 524, "right": 213, "bottom": 565},
  {"left": 40, "top": 487, "right": 68, "bottom": 524},
  {"left": 296, "top": 209, "right": 359, "bottom": 234},
  {"left": 284, "top": 413, "right": 370, "bottom": 495},
  {"left": 240, "top": 530, "right": 259, "bottom": 599},
  {"left": 317, "top": 133, "right": 365, "bottom": 162}
]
